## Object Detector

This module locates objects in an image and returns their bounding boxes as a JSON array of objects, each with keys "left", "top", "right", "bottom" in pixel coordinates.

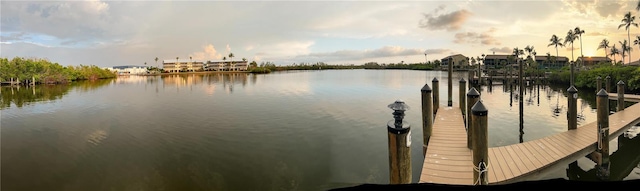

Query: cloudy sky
[{"left": 2, "top": 0, "right": 640, "bottom": 67}]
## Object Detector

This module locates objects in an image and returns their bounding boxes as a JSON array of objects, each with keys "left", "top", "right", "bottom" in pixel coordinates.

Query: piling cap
[
  {"left": 567, "top": 86, "right": 578, "bottom": 93},
  {"left": 467, "top": 87, "right": 480, "bottom": 97},
  {"left": 606, "top": 76, "right": 611, "bottom": 79},
  {"left": 471, "top": 100, "right": 488, "bottom": 116},
  {"left": 421, "top": 83, "right": 432, "bottom": 92},
  {"left": 388, "top": 99, "right": 410, "bottom": 111},
  {"left": 432, "top": 77, "right": 439, "bottom": 82},
  {"left": 596, "top": 76, "right": 602, "bottom": 80},
  {"left": 597, "top": 89, "right": 608, "bottom": 97},
  {"left": 459, "top": 78, "right": 466, "bottom": 83},
  {"left": 617, "top": 80, "right": 625, "bottom": 85}
]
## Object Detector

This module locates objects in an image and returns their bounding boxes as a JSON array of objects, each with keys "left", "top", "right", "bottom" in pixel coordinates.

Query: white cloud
[
  {"left": 291, "top": 46, "right": 436, "bottom": 63},
  {"left": 189, "top": 44, "right": 223, "bottom": 61}
]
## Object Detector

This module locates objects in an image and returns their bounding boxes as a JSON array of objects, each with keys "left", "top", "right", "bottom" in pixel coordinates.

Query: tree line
[{"left": 0, "top": 57, "right": 117, "bottom": 84}]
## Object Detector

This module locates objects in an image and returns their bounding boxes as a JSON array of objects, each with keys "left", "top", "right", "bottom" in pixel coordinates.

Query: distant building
[
  {"left": 576, "top": 56, "right": 611, "bottom": 67},
  {"left": 163, "top": 59, "right": 248, "bottom": 73},
  {"left": 627, "top": 60, "right": 640, "bottom": 66},
  {"left": 106, "top": 65, "right": 148, "bottom": 75},
  {"left": 440, "top": 54, "right": 468, "bottom": 69},
  {"left": 481, "top": 54, "right": 569, "bottom": 70},
  {"left": 534, "top": 55, "right": 569, "bottom": 69}
]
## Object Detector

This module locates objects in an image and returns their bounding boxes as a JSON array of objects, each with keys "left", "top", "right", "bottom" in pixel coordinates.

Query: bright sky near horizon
[{"left": 2, "top": 0, "right": 640, "bottom": 68}]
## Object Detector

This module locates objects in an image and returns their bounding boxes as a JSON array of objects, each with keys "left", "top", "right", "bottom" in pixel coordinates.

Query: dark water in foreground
[{"left": 2, "top": 69, "right": 639, "bottom": 190}]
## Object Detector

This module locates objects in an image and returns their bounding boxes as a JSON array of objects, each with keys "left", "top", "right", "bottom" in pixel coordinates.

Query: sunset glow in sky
[{"left": 2, "top": 0, "right": 640, "bottom": 67}]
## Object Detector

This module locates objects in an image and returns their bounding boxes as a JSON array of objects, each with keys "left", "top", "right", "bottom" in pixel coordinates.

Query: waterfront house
[{"left": 440, "top": 54, "right": 469, "bottom": 70}]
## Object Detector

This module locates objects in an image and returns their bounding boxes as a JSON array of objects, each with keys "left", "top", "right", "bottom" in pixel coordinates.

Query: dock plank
[{"left": 419, "top": 102, "right": 640, "bottom": 185}]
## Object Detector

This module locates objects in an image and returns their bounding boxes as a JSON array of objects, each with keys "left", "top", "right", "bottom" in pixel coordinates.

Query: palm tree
[
  {"left": 228, "top": 53, "right": 235, "bottom": 71},
  {"left": 524, "top": 45, "right": 535, "bottom": 58},
  {"left": 574, "top": 27, "right": 585, "bottom": 67},
  {"left": 597, "top": 38, "right": 610, "bottom": 62},
  {"left": 548, "top": 34, "right": 564, "bottom": 68},
  {"left": 635, "top": 35, "right": 640, "bottom": 64},
  {"left": 610, "top": 44, "right": 620, "bottom": 64},
  {"left": 609, "top": 44, "right": 620, "bottom": 64},
  {"left": 564, "top": 29, "right": 579, "bottom": 85},
  {"left": 618, "top": 11, "right": 638, "bottom": 64},
  {"left": 223, "top": 56, "right": 227, "bottom": 71},
  {"left": 564, "top": 29, "right": 578, "bottom": 63},
  {"left": 176, "top": 57, "right": 180, "bottom": 72},
  {"left": 620, "top": 40, "right": 632, "bottom": 65},
  {"left": 155, "top": 57, "right": 159, "bottom": 68}
]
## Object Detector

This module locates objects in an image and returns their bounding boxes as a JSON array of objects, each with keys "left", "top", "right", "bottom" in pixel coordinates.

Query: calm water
[{"left": 2, "top": 69, "right": 639, "bottom": 190}]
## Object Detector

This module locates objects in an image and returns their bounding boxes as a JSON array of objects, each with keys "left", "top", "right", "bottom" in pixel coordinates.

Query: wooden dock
[
  {"left": 419, "top": 102, "right": 640, "bottom": 185},
  {"left": 608, "top": 93, "right": 640, "bottom": 102}
]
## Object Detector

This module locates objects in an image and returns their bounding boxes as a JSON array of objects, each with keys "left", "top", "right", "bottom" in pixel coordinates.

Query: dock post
[
  {"left": 471, "top": 100, "right": 488, "bottom": 185},
  {"left": 596, "top": 89, "right": 610, "bottom": 180},
  {"left": 478, "top": 63, "right": 483, "bottom": 85},
  {"left": 596, "top": 76, "right": 602, "bottom": 92},
  {"left": 466, "top": 88, "right": 480, "bottom": 149},
  {"left": 567, "top": 86, "right": 578, "bottom": 130},
  {"left": 605, "top": 76, "right": 611, "bottom": 93},
  {"left": 448, "top": 62, "right": 453, "bottom": 107},
  {"left": 387, "top": 100, "right": 412, "bottom": 184},
  {"left": 421, "top": 84, "right": 433, "bottom": 156},
  {"left": 432, "top": 78, "right": 439, "bottom": 115},
  {"left": 459, "top": 78, "right": 466, "bottom": 118},
  {"left": 617, "top": 80, "right": 625, "bottom": 111}
]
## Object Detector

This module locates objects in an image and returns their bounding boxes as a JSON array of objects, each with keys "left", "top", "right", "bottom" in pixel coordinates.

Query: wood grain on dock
[{"left": 419, "top": 102, "right": 640, "bottom": 185}]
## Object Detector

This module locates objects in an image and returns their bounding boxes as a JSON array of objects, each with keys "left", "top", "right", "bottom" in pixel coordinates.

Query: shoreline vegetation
[
  {"left": 1, "top": 57, "right": 117, "bottom": 85},
  {"left": 2, "top": 56, "right": 639, "bottom": 93}
]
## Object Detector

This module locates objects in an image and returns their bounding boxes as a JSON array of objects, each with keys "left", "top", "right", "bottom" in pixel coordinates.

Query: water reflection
[
  {"left": 0, "top": 79, "right": 113, "bottom": 109},
  {"left": 0, "top": 70, "right": 636, "bottom": 190},
  {"left": 566, "top": 132, "right": 640, "bottom": 181},
  {"left": 160, "top": 73, "right": 250, "bottom": 94}
]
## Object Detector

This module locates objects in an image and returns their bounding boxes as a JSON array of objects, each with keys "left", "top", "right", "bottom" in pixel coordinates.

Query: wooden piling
[
  {"left": 570, "top": 62, "right": 575, "bottom": 86},
  {"left": 466, "top": 88, "right": 480, "bottom": 149},
  {"left": 387, "top": 100, "right": 412, "bottom": 184},
  {"left": 471, "top": 100, "right": 488, "bottom": 185},
  {"left": 605, "top": 76, "right": 611, "bottom": 93},
  {"left": 617, "top": 80, "right": 625, "bottom": 111},
  {"left": 567, "top": 86, "right": 577, "bottom": 130},
  {"left": 432, "top": 78, "right": 439, "bottom": 115},
  {"left": 448, "top": 62, "right": 453, "bottom": 107},
  {"left": 596, "top": 89, "right": 610, "bottom": 180},
  {"left": 478, "top": 63, "right": 483, "bottom": 85},
  {"left": 459, "top": 78, "right": 466, "bottom": 117},
  {"left": 421, "top": 84, "right": 433, "bottom": 156}
]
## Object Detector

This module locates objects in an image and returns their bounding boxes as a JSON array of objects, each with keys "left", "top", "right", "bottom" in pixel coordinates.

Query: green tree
[
  {"left": 619, "top": 40, "right": 631, "bottom": 65},
  {"left": 223, "top": 57, "right": 227, "bottom": 71},
  {"left": 618, "top": 11, "right": 638, "bottom": 64},
  {"left": 574, "top": 27, "right": 585, "bottom": 66},
  {"left": 635, "top": 35, "right": 640, "bottom": 64},
  {"left": 610, "top": 44, "right": 620, "bottom": 64},
  {"left": 598, "top": 38, "right": 610, "bottom": 62},
  {"left": 564, "top": 29, "right": 578, "bottom": 63},
  {"left": 548, "top": 34, "right": 564, "bottom": 68},
  {"left": 228, "top": 53, "right": 235, "bottom": 71}
]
